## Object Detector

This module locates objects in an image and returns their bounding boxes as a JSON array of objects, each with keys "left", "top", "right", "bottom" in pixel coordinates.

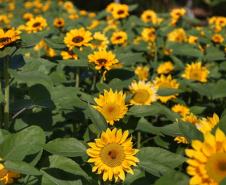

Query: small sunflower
[
  {"left": 182, "top": 62, "right": 209, "bottom": 83},
  {"left": 141, "top": 28, "right": 156, "bottom": 42},
  {"left": 182, "top": 113, "right": 199, "bottom": 125},
  {"left": 111, "top": 4, "right": 129, "bottom": 20},
  {"left": 111, "top": 31, "right": 127, "bottom": 45},
  {"left": 154, "top": 75, "right": 180, "bottom": 103},
  {"left": 167, "top": 28, "right": 187, "bottom": 42},
  {"left": 87, "top": 128, "right": 139, "bottom": 182},
  {"left": 53, "top": 18, "right": 64, "bottom": 28},
  {"left": 212, "top": 34, "right": 224, "bottom": 44},
  {"left": 25, "top": 16, "right": 47, "bottom": 33},
  {"left": 129, "top": 81, "right": 157, "bottom": 105},
  {"left": 134, "top": 65, "right": 150, "bottom": 81},
  {"left": 64, "top": 28, "right": 93, "bottom": 50},
  {"left": 23, "top": 12, "right": 33, "bottom": 20},
  {"left": 174, "top": 136, "right": 189, "bottom": 144},
  {"left": 188, "top": 35, "right": 198, "bottom": 44},
  {"left": 196, "top": 113, "right": 219, "bottom": 134},
  {"left": 186, "top": 128, "right": 226, "bottom": 184},
  {"left": 157, "top": 61, "right": 174, "bottom": 74},
  {"left": 171, "top": 104, "right": 190, "bottom": 116},
  {"left": 93, "top": 89, "right": 128, "bottom": 125},
  {"left": 0, "top": 28, "right": 20, "bottom": 49},
  {"left": 141, "top": 10, "right": 159, "bottom": 24},
  {"left": 88, "top": 49, "right": 119, "bottom": 71},
  {"left": 92, "top": 32, "right": 109, "bottom": 50},
  {"left": 0, "top": 163, "right": 20, "bottom": 184},
  {"left": 170, "top": 8, "right": 186, "bottom": 25},
  {"left": 61, "top": 50, "right": 78, "bottom": 60}
]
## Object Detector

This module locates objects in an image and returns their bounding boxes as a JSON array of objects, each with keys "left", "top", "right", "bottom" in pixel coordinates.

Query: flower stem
[
  {"left": 75, "top": 68, "right": 80, "bottom": 88},
  {"left": 3, "top": 56, "right": 10, "bottom": 128},
  {"left": 137, "top": 131, "right": 141, "bottom": 148}
]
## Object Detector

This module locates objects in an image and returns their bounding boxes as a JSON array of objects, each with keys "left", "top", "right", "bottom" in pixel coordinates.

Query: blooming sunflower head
[
  {"left": 93, "top": 89, "right": 128, "bottom": 125},
  {"left": 140, "top": 10, "right": 160, "bottom": 24},
  {"left": 91, "top": 32, "right": 109, "bottom": 50},
  {"left": 157, "top": 61, "right": 174, "bottom": 75},
  {"left": 154, "top": 75, "right": 180, "bottom": 103},
  {"left": 167, "top": 28, "right": 187, "bottom": 42},
  {"left": 129, "top": 81, "right": 157, "bottom": 105},
  {"left": 0, "top": 28, "right": 20, "bottom": 49},
  {"left": 87, "top": 128, "right": 139, "bottom": 182},
  {"left": 53, "top": 18, "right": 65, "bottom": 28},
  {"left": 64, "top": 28, "right": 93, "bottom": 50},
  {"left": 0, "top": 163, "right": 20, "bottom": 184},
  {"left": 111, "top": 4, "right": 129, "bottom": 20},
  {"left": 25, "top": 16, "right": 48, "bottom": 33},
  {"left": 187, "top": 35, "right": 198, "bottom": 44},
  {"left": 111, "top": 31, "right": 127, "bottom": 45},
  {"left": 170, "top": 8, "right": 186, "bottom": 25},
  {"left": 171, "top": 104, "right": 190, "bottom": 116},
  {"left": 88, "top": 49, "right": 119, "bottom": 71},
  {"left": 212, "top": 34, "right": 224, "bottom": 44},
  {"left": 134, "top": 65, "right": 150, "bottom": 81},
  {"left": 141, "top": 27, "right": 156, "bottom": 42},
  {"left": 182, "top": 62, "right": 209, "bottom": 83},
  {"left": 186, "top": 128, "right": 226, "bottom": 184}
]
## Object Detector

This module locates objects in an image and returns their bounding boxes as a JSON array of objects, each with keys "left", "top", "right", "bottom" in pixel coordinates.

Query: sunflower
[
  {"left": 24, "top": 16, "right": 47, "bottom": 33},
  {"left": 134, "top": 65, "right": 150, "bottom": 81},
  {"left": 111, "top": 31, "right": 127, "bottom": 45},
  {"left": 141, "top": 28, "right": 156, "bottom": 42},
  {"left": 171, "top": 104, "right": 190, "bottom": 116},
  {"left": 61, "top": 50, "right": 78, "bottom": 60},
  {"left": 154, "top": 75, "right": 180, "bottom": 103},
  {"left": 87, "top": 128, "right": 139, "bottom": 182},
  {"left": 88, "top": 49, "right": 119, "bottom": 71},
  {"left": 182, "top": 62, "right": 209, "bottom": 83},
  {"left": 0, "top": 28, "right": 20, "bottom": 49},
  {"left": 196, "top": 113, "right": 219, "bottom": 134},
  {"left": 53, "top": 18, "right": 64, "bottom": 28},
  {"left": 0, "top": 163, "right": 20, "bottom": 184},
  {"left": 157, "top": 61, "right": 174, "bottom": 74},
  {"left": 111, "top": 4, "right": 129, "bottom": 20},
  {"left": 174, "top": 136, "right": 189, "bottom": 144},
  {"left": 212, "top": 34, "right": 224, "bottom": 44},
  {"left": 170, "top": 8, "right": 186, "bottom": 25},
  {"left": 188, "top": 35, "right": 198, "bottom": 44},
  {"left": 93, "top": 89, "right": 128, "bottom": 125},
  {"left": 64, "top": 28, "right": 93, "bottom": 50},
  {"left": 91, "top": 32, "right": 109, "bottom": 50},
  {"left": 140, "top": 10, "right": 159, "bottom": 24},
  {"left": 129, "top": 81, "right": 157, "bottom": 105},
  {"left": 167, "top": 28, "right": 187, "bottom": 42},
  {"left": 186, "top": 128, "right": 226, "bottom": 184}
]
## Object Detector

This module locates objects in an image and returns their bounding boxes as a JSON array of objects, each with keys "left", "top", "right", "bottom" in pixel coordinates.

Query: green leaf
[
  {"left": 137, "top": 147, "right": 185, "bottom": 177},
  {"left": 157, "top": 88, "right": 182, "bottom": 96},
  {"left": 190, "top": 106, "right": 206, "bottom": 114},
  {"left": 220, "top": 177, "right": 226, "bottom": 185},
  {"left": 205, "top": 46, "right": 225, "bottom": 61},
  {"left": 117, "top": 53, "right": 146, "bottom": 66},
  {"left": 0, "top": 126, "right": 45, "bottom": 161},
  {"left": 4, "top": 160, "right": 41, "bottom": 176},
  {"left": 154, "top": 171, "right": 189, "bottom": 185},
  {"left": 44, "top": 138, "right": 87, "bottom": 158}
]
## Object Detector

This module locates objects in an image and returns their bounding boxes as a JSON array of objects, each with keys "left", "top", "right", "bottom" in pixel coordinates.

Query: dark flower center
[
  {"left": 0, "top": 37, "right": 11, "bottom": 43},
  {"left": 117, "top": 10, "right": 125, "bottom": 15},
  {"left": 218, "top": 161, "right": 226, "bottom": 171},
  {"left": 33, "top": 22, "right": 41, "bottom": 27},
  {"left": 116, "top": 36, "right": 122, "bottom": 40},
  {"left": 72, "top": 36, "right": 84, "bottom": 43},
  {"left": 108, "top": 150, "right": 117, "bottom": 159},
  {"left": 97, "top": 58, "right": 107, "bottom": 65}
]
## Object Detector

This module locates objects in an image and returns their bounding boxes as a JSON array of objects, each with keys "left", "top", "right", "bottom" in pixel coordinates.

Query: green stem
[
  {"left": 3, "top": 56, "right": 10, "bottom": 129},
  {"left": 75, "top": 68, "right": 80, "bottom": 88},
  {"left": 91, "top": 74, "right": 97, "bottom": 91},
  {"left": 137, "top": 131, "right": 141, "bottom": 148}
]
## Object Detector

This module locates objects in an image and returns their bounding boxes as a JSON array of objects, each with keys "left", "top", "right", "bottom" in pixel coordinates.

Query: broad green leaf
[
  {"left": 157, "top": 88, "right": 182, "bottom": 96},
  {"left": 44, "top": 138, "right": 87, "bottom": 158},
  {"left": 117, "top": 53, "right": 146, "bottom": 66},
  {"left": 4, "top": 160, "right": 41, "bottom": 176},
  {"left": 137, "top": 147, "right": 185, "bottom": 177},
  {"left": 204, "top": 46, "right": 225, "bottom": 61},
  {"left": 220, "top": 177, "right": 226, "bottom": 185}
]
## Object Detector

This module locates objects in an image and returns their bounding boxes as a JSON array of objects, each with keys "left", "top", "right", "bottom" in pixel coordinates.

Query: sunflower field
[{"left": 0, "top": 0, "right": 226, "bottom": 185}]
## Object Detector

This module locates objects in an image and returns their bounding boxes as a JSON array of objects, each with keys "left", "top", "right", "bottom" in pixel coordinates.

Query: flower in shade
[
  {"left": 93, "top": 89, "right": 127, "bottom": 125},
  {"left": 64, "top": 28, "right": 93, "bottom": 50},
  {"left": 154, "top": 75, "right": 180, "bottom": 103},
  {"left": 0, "top": 163, "right": 20, "bottom": 184},
  {"left": 88, "top": 49, "right": 119, "bottom": 71},
  {"left": 134, "top": 65, "right": 150, "bottom": 81},
  {"left": 188, "top": 35, "right": 198, "bottom": 44},
  {"left": 0, "top": 28, "right": 20, "bottom": 49},
  {"left": 182, "top": 62, "right": 209, "bottom": 83},
  {"left": 157, "top": 61, "right": 174, "bottom": 75},
  {"left": 129, "top": 81, "right": 157, "bottom": 105},
  {"left": 174, "top": 136, "right": 189, "bottom": 144},
  {"left": 111, "top": 31, "right": 127, "bottom": 45},
  {"left": 61, "top": 50, "right": 78, "bottom": 60},
  {"left": 87, "top": 128, "right": 139, "bottom": 182},
  {"left": 186, "top": 128, "right": 226, "bottom": 184},
  {"left": 170, "top": 8, "right": 186, "bottom": 25}
]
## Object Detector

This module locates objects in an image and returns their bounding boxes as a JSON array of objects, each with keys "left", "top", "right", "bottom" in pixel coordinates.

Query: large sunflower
[
  {"left": 93, "top": 89, "right": 128, "bottom": 125},
  {"left": 64, "top": 28, "right": 93, "bottom": 50},
  {"left": 88, "top": 49, "right": 119, "bottom": 71},
  {"left": 182, "top": 62, "right": 209, "bottom": 83},
  {"left": 186, "top": 128, "right": 226, "bottom": 185},
  {"left": 25, "top": 16, "right": 47, "bottom": 33},
  {"left": 129, "top": 81, "right": 157, "bottom": 105},
  {"left": 87, "top": 128, "right": 139, "bottom": 182},
  {"left": 154, "top": 75, "right": 180, "bottom": 103},
  {"left": 0, "top": 28, "right": 20, "bottom": 49},
  {"left": 111, "top": 31, "right": 127, "bottom": 45},
  {"left": 0, "top": 163, "right": 20, "bottom": 184}
]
